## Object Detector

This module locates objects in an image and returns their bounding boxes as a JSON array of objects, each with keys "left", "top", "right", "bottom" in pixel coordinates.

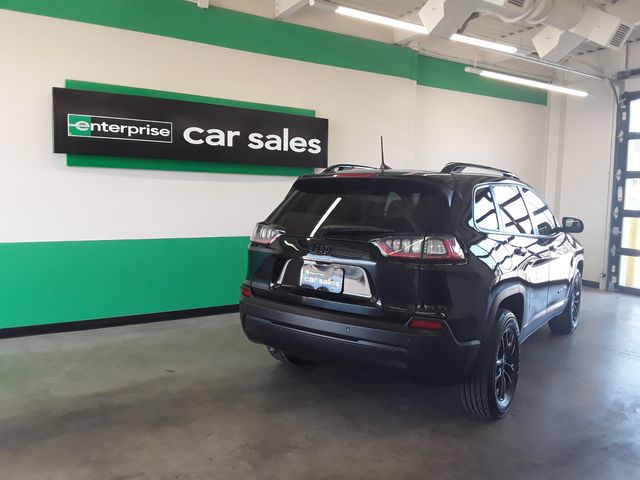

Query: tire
[
  {"left": 460, "top": 309, "right": 520, "bottom": 420},
  {"left": 549, "top": 271, "right": 582, "bottom": 335},
  {"left": 267, "top": 346, "right": 313, "bottom": 366}
]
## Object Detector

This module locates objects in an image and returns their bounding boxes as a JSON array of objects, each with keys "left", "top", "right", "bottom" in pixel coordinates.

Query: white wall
[
  {"left": 0, "top": 9, "right": 549, "bottom": 245},
  {"left": 414, "top": 87, "right": 548, "bottom": 190},
  {"left": 623, "top": 43, "right": 640, "bottom": 92},
  {"left": 546, "top": 80, "right": 616, "bottom": 285}
]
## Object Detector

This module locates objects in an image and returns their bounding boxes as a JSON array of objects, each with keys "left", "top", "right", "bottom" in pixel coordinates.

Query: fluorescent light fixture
[
  {"left": 450, "top": 33, "right": 517, "bottom": 54},
  {"left": 465, "top": 67, "right": 589, "bottom": 97},
  {"left": 334, "top": 5, "right": 428, "bottom": 34}
]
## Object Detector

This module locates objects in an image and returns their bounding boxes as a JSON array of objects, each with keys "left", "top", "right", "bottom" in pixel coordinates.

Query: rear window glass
[{"left": 267, "top": 178, "right": 451, "bottom": 237}]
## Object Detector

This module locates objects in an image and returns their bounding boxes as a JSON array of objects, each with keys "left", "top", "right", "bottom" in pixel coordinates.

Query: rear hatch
[{"left": 247, "top": 175, "right": 455, "bottom": 323}]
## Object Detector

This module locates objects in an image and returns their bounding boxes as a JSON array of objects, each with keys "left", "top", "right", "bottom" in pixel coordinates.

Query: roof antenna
[{"left": 380, "top": 136, "right": 391, "bottom": 171}]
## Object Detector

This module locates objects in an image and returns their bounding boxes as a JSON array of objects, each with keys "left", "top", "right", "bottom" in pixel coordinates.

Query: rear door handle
[
  {"left": 549, "top": 246, "right": 557, "bottom": 252},
  {"left": 514, "top": 247, "right": 525, "bottom": 255}
]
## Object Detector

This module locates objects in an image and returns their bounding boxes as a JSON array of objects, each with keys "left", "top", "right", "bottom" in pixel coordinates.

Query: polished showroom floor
[{"left": 1, "top": 289, "right": 639, "bottom": 480}]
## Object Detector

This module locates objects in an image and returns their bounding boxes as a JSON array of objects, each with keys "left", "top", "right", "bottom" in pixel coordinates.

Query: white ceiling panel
[{"left": 324, "top": 0, "right": 638, "bottom": 59}]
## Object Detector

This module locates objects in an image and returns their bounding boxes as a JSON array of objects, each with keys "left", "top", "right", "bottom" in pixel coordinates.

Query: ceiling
[{"left": 335, "top": 0, "right": 639, "bottom": 58}]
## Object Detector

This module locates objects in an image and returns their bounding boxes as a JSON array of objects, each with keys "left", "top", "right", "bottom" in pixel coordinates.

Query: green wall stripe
[
  {"left": 0, "top": 0, "right": 417, "bottom": 80},
  {"left": 67, "top": 155, "right": 314, "bottom": 177},
  {"left": 65, "top": 80, "right": 316, "bottom": 117},
  {"left": 417, "top": 56, "right": 548, "bottom": 106},
  {"left": 0, "top": 237, "right": 249, "bottom": 329},
  {"left": 0, "top": 1, "right": 546, "bottom": 105},
  {"left": 64, "top": 80, "right": 315, "bottom": 176}
]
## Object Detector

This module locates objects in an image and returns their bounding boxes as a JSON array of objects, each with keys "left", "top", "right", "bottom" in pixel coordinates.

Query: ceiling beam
[
  {"left": 275, "top": 0, "right": 308, "bottom": 19},
  {"left": 394, "top": 11, "right": 426, "bottom": 45}
]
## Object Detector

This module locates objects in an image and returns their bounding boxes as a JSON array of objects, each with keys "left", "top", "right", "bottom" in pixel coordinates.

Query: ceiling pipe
[
  {"left": 306, "top": 0, "right": 612, "bottom": 81},
  {"left": 419, "top": 0, "right": 638, "bottom": 61},
  {"left": 506, "top": 51, "right": 611, "bottom": 81}
]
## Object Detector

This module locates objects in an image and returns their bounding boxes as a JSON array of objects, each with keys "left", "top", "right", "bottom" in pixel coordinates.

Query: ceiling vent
[
  {"left": 609, "top": 23, "right": 632, "bottom": 49},
  {"left": 419, "top": 0, "right": 640, "bottom": 60},
  {"left": 507, "top": 0, "right": 525, "bottom": 8}
]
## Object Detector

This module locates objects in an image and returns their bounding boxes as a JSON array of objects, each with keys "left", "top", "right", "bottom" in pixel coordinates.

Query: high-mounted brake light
[
  {"left": 373, "top": 235, "right": 465, "bottom": 261},
  {"left": 251, "top": 223, "right": 283, "bottom": 245},
  {"left": 334, "top": 173, "right": 377, "bottom": 178}
]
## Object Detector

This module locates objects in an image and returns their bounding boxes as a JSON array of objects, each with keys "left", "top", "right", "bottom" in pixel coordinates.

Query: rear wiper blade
[{"left": 317, "top": 225, "right": 395, "bottom": 235}]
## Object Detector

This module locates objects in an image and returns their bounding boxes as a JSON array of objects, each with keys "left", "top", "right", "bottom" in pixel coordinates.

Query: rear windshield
[{"left": 267, "top": 177, "right": 452, "bottom": 237}]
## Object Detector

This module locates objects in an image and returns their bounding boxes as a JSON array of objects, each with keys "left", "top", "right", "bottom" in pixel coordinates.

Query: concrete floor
[{"left": 1, "top": 290, "right": 640, "bottom": 480}]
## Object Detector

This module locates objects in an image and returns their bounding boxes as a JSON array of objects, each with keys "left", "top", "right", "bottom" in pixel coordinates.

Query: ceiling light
[
  {"left": 450, "top": 33, "right": 518, "bottom": 54},
  {"left": 333, "top": 5, "right": 428, "bottom": 34},
  {"left": 465, "top": 67, "right": 589, "bottom": 97}
]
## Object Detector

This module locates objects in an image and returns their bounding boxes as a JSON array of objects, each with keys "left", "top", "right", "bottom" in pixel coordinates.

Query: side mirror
[{"left": 559, "top": 217, "right": 584, "bottom": 234}]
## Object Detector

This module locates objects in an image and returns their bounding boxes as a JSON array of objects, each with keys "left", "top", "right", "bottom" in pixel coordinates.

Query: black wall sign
[{"left": 53, "top": 88, "right": 329, "bottom": 168}]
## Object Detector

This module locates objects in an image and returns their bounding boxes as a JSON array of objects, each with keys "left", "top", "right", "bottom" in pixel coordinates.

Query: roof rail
[
  {"left": 441, "top": 162, "right": 519, "bottom": 179},
  {"left": 322, "top": 164, "right": 379, "bottom": 174}
]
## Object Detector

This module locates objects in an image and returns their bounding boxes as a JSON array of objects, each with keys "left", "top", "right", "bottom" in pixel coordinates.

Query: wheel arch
[{"left": 485, "top": 283, "right": 526, "bottom": 338}]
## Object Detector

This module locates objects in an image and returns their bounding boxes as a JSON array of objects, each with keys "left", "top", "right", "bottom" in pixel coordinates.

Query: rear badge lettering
[{"left": 309, "top": 243, "right": 332, "bottom": 255}]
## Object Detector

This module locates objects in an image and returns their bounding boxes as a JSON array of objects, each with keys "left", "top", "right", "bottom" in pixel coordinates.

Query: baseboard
[
  {"left": 583, "top": 280, "right": 600, "bottom": 289},
  {"left": 0, "top": 304, "right": 240, "bottom": 339}
]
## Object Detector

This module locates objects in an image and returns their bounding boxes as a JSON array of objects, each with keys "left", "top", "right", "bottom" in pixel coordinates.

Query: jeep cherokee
[{"left": 239, "top": 162, "right": 584, "bottom": 419}]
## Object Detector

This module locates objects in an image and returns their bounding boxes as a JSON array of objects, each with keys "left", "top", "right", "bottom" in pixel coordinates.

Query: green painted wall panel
[
  {"left": 0, "top": 237, "right": 249, "bottom": 329},
  {"left": 64, "top": 80, "right": 316, "bottom": 176},
  {"left": 67, "top": 155, "right": 314, "bottom": 177},
  {"left": 417, "top": 56, "right": 548, "bottom": 106}
]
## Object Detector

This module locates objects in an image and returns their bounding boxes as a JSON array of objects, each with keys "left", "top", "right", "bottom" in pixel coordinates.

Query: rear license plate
[{"left": 300, "top": 263, "right": 344, "bottom": 294}]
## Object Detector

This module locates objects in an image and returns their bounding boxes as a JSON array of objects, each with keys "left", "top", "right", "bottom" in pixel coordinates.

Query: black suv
[{"left": 239, "top": 163, "right": 584, "bottom": 419}]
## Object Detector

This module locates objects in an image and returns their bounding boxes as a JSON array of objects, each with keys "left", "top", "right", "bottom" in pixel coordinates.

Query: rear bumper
[{"left": 240, "top": 295, "right": 481, "bottom": 386}]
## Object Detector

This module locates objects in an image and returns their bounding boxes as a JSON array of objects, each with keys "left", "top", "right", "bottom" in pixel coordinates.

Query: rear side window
[
  {"left": 473, "top": 187, "right": 499, "bottom": 231},
  {"left": 493, "top": 185, "right": 534, "bottom": 235},
  {"left": 522, "top": 188, "right": 557, "bottom": 235},
  {"left": 267, "top": 178, "right": 451, "bottom": 237}
]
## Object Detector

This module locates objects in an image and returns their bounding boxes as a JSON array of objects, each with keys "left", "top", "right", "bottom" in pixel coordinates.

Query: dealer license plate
[{"left": 299, "top": 263, "right": 344, "bottom": 294}]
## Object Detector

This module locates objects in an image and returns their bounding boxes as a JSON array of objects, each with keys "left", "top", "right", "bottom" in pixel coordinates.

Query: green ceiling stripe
[
  {"left": 0, "top": 0, "right": 417, "bottom": 80},
  {"left": 1, "top": 1, "right": 545, "bottom": 105}
]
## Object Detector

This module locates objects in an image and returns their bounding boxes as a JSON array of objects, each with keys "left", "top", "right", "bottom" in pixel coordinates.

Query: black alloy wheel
[
  {"left": 461, "top": 309, "right": 520, "bottom": 419},
  {"left": 495, "top": 322, "right": 519, "bottom": 410},
  {"left": 549, "top": 271, "right": 582, "bottom": 334}
]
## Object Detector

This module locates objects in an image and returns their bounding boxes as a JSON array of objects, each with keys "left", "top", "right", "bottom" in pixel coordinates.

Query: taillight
[
  {"left": 373, "top": 235, "right": 465, "bottom": 261},
  {"left": 241, "top": 285, "right": 252, "bottom": 298},
  {"left": 424, "top": 236, "right": 465, "bottom": 261},
  {"left": 250, "top": 223, "right": 283, "bottom": 245},
  {"left": 373, "top": 237, "right": 424, "bottom": 258},
  {"left": 408, "top": 318, "right": 445, "bottom": 330}
]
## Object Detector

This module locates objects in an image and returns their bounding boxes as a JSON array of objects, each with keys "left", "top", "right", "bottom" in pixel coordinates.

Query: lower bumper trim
[{"left": 240, "top": 296, "right": 480, "bottom": 385}]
